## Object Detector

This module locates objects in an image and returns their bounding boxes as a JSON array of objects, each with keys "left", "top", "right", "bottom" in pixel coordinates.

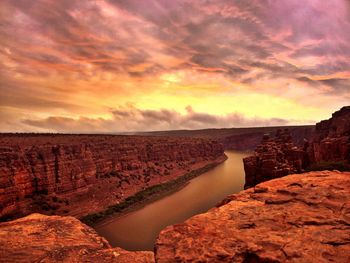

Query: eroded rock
[
  {"left": 155, "top": 171, "right": 350, "bottom": 263},
  {"left": 309, "top": 106, "right": 350, "bottom": 163},
  {"left": 0, "top": 213, "right": 154, "bottom": 263},
  {"left": 243, "top": 106, "right": 350, "bottom": 188},
  {"left": 243, "top": 129, "right": 307, "bottom": 188},
  {"left": 0, "top": 135, "right": 225, "bottom": 221}
]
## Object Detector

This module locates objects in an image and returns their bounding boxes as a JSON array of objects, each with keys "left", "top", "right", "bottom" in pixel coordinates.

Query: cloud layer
[
  {"left": 1, "top": 0, "right": 349, "bottom": 132},
  {"left": 22, "top": 105, "right": 290, "bottom": 133}
]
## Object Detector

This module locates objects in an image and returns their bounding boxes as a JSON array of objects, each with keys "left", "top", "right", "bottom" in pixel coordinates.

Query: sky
[{"left": 0, "top": 0, "right": 349, "bottom": 133}]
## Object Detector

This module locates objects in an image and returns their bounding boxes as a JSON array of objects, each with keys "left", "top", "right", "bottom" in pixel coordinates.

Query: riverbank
[{"left": 81, "top": 155, "right": 227, "bottom": 226}]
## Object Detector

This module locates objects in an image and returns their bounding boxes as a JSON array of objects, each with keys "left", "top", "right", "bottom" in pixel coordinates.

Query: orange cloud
[{"left": 0, "top": 0, "right": 349, "bottom": 132}]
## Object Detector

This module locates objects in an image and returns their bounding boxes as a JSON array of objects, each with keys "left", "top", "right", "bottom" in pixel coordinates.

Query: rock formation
[
  {"left": 243, "top": 129, "right": 307, "bottom": 188},
  {"left": 244, "top": 106, "right": 350, "bottom": 188},
  {"left": 0, "top": 213, "right": 154, "bottom": 263},
  {"left": 0, "top": 134, "right": 225, "bottom": 221},
  {"left": 155, "top": 171, "right": 350, "bottom": 262},
  {"left": 308, "top": 106, "right": 350, "bottom": 164}
]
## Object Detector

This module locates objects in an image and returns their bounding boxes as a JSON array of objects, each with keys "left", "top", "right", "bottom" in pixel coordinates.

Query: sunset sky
[{"left": 0, "top": 0, "right": 349, "bottom": 132}]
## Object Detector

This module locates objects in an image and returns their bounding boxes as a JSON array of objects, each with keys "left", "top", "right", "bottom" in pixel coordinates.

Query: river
[{"left": 94, "top": 150, "right": 250, "bottom": 251}]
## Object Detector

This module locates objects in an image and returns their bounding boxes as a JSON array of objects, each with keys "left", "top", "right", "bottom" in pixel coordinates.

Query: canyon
[
  {"left": 1, "top": 170, "right": 349, "bottom": 262},
  {"left": 0, "top": 135, "right": 225, "bottom": 221},
  {"left": 1, "top": 106, "right": 350, "bottom": 262}
]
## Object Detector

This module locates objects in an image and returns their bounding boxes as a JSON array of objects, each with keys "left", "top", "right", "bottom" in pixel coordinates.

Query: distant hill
[{"left": 137, "top": 125, "right": 315, "bottom": 151}]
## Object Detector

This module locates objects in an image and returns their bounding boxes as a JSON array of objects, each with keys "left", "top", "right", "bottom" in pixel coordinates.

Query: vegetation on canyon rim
[{"left": 81, "top": 163, "right": 219, "bottom": 225}]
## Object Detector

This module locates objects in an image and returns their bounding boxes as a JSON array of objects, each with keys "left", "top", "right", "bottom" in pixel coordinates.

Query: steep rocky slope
[
  {"left": 0, "top": 213, "right": 154, "bottom": 263},
  {"left": 155, "top": 171, "right": 350, "bottom": 262},
  {"left": 0, "top": 134, "right": 225, "bottom": 221},
  {"left": 243, "top": 129, "right": 308, "bottom": 188},
  {"left": 308, "top": 106, "right": 350, "bottom": 163},
  {"left": 243, "top": 106, "right": 350, "bottom": 188}
]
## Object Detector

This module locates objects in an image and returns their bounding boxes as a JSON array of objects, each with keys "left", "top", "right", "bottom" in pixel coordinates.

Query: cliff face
[
  {"left": 309, "top": 106, "right": 350, "bottom": 163},
  {"left": 0, "top": 134, "right": 224, "bottom": 221},
  {"left": 0, "top": 213, "right": 154, "bottom": 263},
  {"left": 243, "top": 106, "right": 350, "bottom": 188},
  {"left": 243, "top": 129, "right": 308, "bottom": 188},
  {"left": 155, "top": 171, "right": 350, "bottom": 262}
]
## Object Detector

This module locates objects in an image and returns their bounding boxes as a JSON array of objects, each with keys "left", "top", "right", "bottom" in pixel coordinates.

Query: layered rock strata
[
  {"left": 156, "top": 171, "right": 350, "bottom": 262},
  {"left": 308, "top": 106, "right": 350, "bottom": 163},
  {"left": 243, "top": 106, "right": 350, "bottom": 188},
  {"left": 0, "top": 213, "right": 154, "bottom": 263},
  {"left": 0, "top": 134, "right": 225, "bottom": 220},
  {"left": 243, "top": 129, "right": 307, "bottom": 188}
]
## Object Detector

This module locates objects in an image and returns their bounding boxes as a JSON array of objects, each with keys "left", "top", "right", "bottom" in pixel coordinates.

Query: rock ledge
[
  {"left": 0, "top": 213, "right": 154, "bottom": 263},
  {"left": 156, "top": 171, "right": 350, "bottom": 262}
]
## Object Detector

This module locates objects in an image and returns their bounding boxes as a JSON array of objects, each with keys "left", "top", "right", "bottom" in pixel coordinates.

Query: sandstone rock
[
  {"left": 0, "top": 213, "right": 154, "bottom": 262},
  {"left": 309, "top": 106, "right": 350, "bottom": 163},
  {"left": 243, "top": 106, "right": 350, "bottom": 188},
  {"left": 243, "top": 129, "right": 307, "bottom": 188},
  {"left": 0, "top": 135, "right": 225, "bottom": 221},
  {"left": 155, "top": 171, "right": 350, "bottom": 262}
]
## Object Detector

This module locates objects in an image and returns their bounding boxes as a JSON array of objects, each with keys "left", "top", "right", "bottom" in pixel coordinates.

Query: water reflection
[{"left": 94, "top": 150, "right": 250, "bottom": 251}]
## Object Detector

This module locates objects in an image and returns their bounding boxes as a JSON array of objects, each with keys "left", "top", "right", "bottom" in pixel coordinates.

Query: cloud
[
  {"left": 0, "top": 0, "right": 349, "bottom": 132},
  {"left": 21, "top": 105, "right": 291, "bottom": 133},
  {"left": 296, "top": 76, "right": 350, "bottom": 95},
  {"left": 319, "top": 78, "right": 350, "bottom": 94}
]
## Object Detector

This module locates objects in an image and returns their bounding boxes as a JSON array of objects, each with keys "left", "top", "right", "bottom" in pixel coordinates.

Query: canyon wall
[
  {"left": 308, "top": 106, "right": 350, "bottom": 164},
  {"left": 244, "top": 106, "right": 350, "bottom": 188},
  {"left": 243, "top": 129, "right": 308, "bottom": 188},
  {"left": 0, "top": 134, "right": 225, "bottom": 221}
]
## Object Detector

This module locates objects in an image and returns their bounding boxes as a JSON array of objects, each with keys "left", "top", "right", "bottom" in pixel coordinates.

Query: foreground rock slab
[
  {"left": 156, "top": 171, "right": 350, "bottom": 262},
  {"left": 0, "top": 213, "right": 154, "bottom": 263}
]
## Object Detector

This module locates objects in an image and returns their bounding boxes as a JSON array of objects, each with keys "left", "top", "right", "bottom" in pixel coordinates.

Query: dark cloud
[
  {"left": 0, "top": 0, "right": 349, "bottom": 132},
  {"left": 22, "top": 105, "right": 291, "bottom": 133},
  {"left": 2, "top": 0, "right": 349, "bottom": 81},
  {"left": 296, "top": 76, "right": 318, "bottom": 85},
  {"left": 0, "top": 0, "right": 164, "bottom": 77},
  {"left": 296, "top": 76, "right": 350, "bottom": 96},
  {"left": 319, "top": 78, "right": 350, "bottom": 94}
]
